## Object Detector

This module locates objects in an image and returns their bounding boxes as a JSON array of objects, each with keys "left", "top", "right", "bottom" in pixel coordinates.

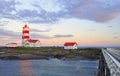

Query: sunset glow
[{"left": 0, "top": 0, "right": 120, "bottom": 47}]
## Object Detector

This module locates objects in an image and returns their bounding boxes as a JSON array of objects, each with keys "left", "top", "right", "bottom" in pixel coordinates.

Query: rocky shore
[{"left": 0, "top": 47, "right": 101, "bottom": 60}]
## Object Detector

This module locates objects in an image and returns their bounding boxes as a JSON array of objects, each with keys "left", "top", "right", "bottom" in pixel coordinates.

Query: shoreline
[{"left": 0, "top": 47, "right": 101, "bottom": 60}]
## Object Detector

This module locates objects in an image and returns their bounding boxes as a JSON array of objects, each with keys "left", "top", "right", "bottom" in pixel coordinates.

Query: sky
[{"left": 0, "top": 0, "right": 120, "bottom": 47}]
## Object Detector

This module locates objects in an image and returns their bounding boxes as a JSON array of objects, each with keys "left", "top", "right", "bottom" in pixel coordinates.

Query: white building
[
  {"left": 6, "top": 43, "right": 18, "bottom": 48},
  {"left": 64, "top": 42, "right": 78, "bottom": 49},
  {"left": 22, "top": 24, "right": 41, "bottom": 47},
  {"left": 24, "top": 39, "right": 41, "bottom": 47}
]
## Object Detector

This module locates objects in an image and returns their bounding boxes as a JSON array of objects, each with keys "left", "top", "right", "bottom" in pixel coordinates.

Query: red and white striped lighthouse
[{"left": 22, "top": 24, "right": 29, "bottom": 46}]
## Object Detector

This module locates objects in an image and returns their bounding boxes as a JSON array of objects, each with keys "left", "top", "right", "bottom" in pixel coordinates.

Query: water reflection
[
  {"left": 0, "top": 59, "right": 98, "bottom": 76},
  {"left": 19, "top": 60, "right": 33, "bottom": 76}
]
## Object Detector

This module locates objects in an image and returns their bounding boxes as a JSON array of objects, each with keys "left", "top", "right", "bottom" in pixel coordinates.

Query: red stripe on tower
[
  {"left": 22, "top": 36, "right": 30, "bottom": 39},
  {"left": 23, "top": 31, "right": 29, "bottom": 33},
  {"left": 22, "top": 24, "right": 29, "bottom": 40}
]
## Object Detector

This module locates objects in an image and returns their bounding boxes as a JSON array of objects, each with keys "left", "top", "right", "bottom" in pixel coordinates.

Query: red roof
[
  {"left": 64, "top": 42, "right": 77, "bottom": 46},
  {"left": 27, "top": 39, "right": 39, "bottom": 43},
  {"left": 7, "top": 43, "right": 17, "bottom": 45}
]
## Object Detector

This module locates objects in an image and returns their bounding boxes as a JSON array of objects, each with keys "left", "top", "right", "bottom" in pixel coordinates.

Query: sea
[{"left": 0, "top": 59, "right": 99, "bottom": 76}]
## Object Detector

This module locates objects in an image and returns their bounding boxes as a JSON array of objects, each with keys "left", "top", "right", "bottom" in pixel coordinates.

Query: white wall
[
  {"left": 24, "top": 41, "right": 41, "bottom": 47},
  {"left": 6, "top": 43, "right": 17, "bottom": 47},
  {"left": 64, "top": 44, "right": 78, "bottom": 49}
]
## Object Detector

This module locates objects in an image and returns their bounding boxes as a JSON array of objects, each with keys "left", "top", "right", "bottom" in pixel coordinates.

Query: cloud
[
  {"left": 69, "top": 0, "right": 120, "bottom": 22},
  {"left": 30, "top": 33, "right": 52, "bottom": 39},
  {"left": 30, "top": 28, "right": 51, "bottom": 32},
  {"left": 53, "top": 34, "right": 73, "bottom": 38},
  {"left": 0, "top": 28, "right": 73, "bottom": 40},
  {"left": 0, "top": 28, "right": 21, "bottom": 39},
  {"left": 0, "top": 0, "right": 120, "bottom": 23},
  {"left": 0, "top": 20, "right": 9, "bottom": 26},
  {"left": 87, "top": 29, "right": 96, "bottom": 32},
  {"left": 30, "top": 33, "right": 73, "bottom": 39},
  {"left": 108, "top": 26, "right": 113, "bottom": 28},
  {"left": 113, "top": 36, "right": 118, "bottom": 39}
]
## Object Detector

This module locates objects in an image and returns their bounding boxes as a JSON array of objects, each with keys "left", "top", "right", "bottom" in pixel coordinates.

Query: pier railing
[{"left": 102, "top": 48, "right": 120, "bottom": 76}]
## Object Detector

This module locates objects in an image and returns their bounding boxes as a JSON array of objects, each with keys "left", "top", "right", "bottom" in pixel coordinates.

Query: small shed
[
  {"left": 64, "top": 42, "right": 78, "bottom": 49},
  {"left": 6, "top": 43, "right": 18, "bottom": 48}
]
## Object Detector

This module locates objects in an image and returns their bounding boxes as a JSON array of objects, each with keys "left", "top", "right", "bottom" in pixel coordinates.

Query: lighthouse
[
  {"left": 22, "top": 24, "right": 30, "bottom": 46},
  {"left": 22, "top": 24, "right": 41, "bottom": 47}
]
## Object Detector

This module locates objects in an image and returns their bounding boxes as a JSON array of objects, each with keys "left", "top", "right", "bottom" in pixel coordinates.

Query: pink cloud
[
  {"left": 93, "top": 12, "right": 119, "bottom": 22},
  {"left": 69, "top": 0, "right": 120, "bottom": 22},
  {"left": 74, "top": 7, "right": 85, "bottom": 14}
]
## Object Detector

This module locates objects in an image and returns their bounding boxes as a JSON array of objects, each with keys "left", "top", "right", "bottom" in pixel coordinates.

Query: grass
[
  {"left": 0, "top": 47, "right": 101, "bottom": 59},
  {"left": 0, "top": 47, "right": 64, "bottom": 53}
]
